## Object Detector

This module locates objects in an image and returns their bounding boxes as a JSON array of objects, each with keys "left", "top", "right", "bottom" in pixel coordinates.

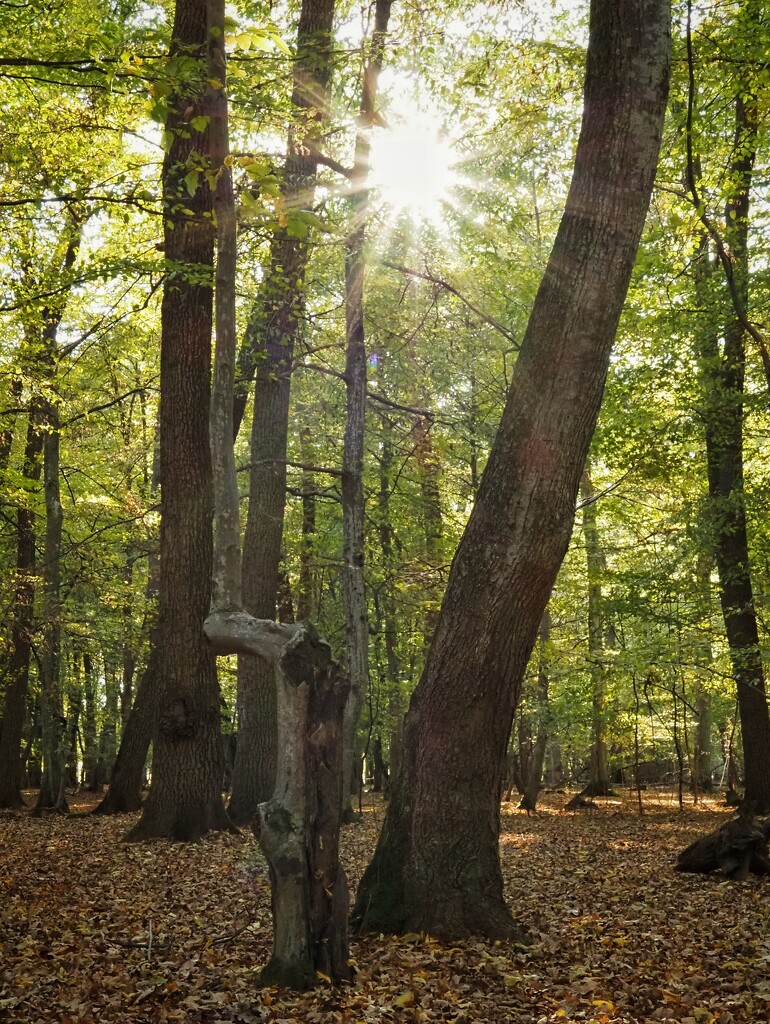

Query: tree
[
  {"left": 339, "top": 0, "right": 393, "bottom": 821},
  {"left": 685, "top": 0, "right": 770, "bottom": 811},
  {"left": 579, "top": 464, "right": 612, "bottom": 797},
  {"left": 227, "top": 0, "right": 337, "bottom": 826},
  {"left": 354, "top": 0, "right": 671, "bottom": 939},
  {"left": 124, "top": 0, "right": 231, "bottom": 842}
]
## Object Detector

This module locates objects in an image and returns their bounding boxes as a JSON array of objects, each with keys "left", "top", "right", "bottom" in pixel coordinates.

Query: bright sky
[{"left": 367, "top": 111, "right": 461, "bottom": 228}]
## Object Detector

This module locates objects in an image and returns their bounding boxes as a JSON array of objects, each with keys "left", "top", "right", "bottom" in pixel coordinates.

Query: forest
[{"left": 1, "top": 0, "right": 770, "bottom": 1019}]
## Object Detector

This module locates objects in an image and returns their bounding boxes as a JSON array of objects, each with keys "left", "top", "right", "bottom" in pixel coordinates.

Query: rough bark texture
[
  {"left": 256, "top": 635, "right": 351, "bottom": 989},
  {"left": 353, "top": 0, "right": 670, "bottom": 940},
  {"left": 124, "top": 0, "right": 230, "bottom": 842},
  {"left": 230, "top": 0, "right": 336, "bottom": 824}
]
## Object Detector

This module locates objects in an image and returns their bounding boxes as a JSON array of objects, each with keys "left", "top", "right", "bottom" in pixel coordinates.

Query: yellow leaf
[{"left": 395, "top": 991, "right": 415, "bottom": 1007}]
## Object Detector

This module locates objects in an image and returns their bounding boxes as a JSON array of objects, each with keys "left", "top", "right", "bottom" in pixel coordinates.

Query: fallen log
[{"left": 675, "top": 804, "right": 770, "bottom": 880}]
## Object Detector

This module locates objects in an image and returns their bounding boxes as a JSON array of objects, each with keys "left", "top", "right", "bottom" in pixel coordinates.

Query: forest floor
[{"left": 0, "top": 789, "right": 766, "bottom": 1024}]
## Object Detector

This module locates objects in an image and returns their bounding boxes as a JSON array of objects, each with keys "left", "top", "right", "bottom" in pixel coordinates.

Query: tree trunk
[
  {"left": 65, "top": 659, "right": 82, "bottom": 789},
  {"left": 519, "top": 609, "right": 551, "bottom": 813},
  {"left": 297, "top": 426, "right": 317, "bottom": 622},
  {"left": 353, "top": 0, "right": 670, "bottom": 939},
  {"left": 34, "top": 405, "right": 68, "bottom": 814},
  {"left": 580, "top": 466, "right": 612, "bottom": 797},
  {"left": 92, "top": 644, "right": 159, "bottom": 813},
  {"left": 691, "top": 84, "right": 770, "bottom": 810},
  {"left": 0, "top": 410, "right": 43, "bottom": 808},
  {"left": 229, "top": 0, "right": 336, "bottom": 824},
  {"left": 376, "top": 426, "right": 403, "bottom": 730},
  {"left": 413, "top": 414, "right": 443, "bottom": 647},
  {"left": 339, "top": 0, "right": 392, "bottom": 823},
  {"left": 125, "top": 0, "right": 230, "bottom": 842},
  {"left": 0, "top": 215, "right": 81, "bottom": 809},
  {"left": 257, "top": 644, "right": 351, "bottom": 989}
]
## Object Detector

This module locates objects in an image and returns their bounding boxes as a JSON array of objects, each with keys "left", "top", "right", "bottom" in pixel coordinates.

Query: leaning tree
[{"left": 353, "top": 0, "right": 672, "bottom": 939}]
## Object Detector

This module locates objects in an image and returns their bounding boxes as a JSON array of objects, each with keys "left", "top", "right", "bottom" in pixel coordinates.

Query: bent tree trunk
[
  {"left": 125, "top": 0, "right": 231, "bottom": 842},
  {"left": 353, "top": 0, "right": 670, "bottom": 939}
]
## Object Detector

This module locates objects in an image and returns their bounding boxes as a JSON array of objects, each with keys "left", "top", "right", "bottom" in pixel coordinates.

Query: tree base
[
  {"left": 580, "top": 782, "right": 615, "bottom": 798},
  {"left": 92, "top": 790, "right": 143, "bottom": 816},
  {"left": 259, "top": 957, "right": 317, "bottom": 991},
  {"left": 124, "top": 802, "right": 237, "bottom": 842}
]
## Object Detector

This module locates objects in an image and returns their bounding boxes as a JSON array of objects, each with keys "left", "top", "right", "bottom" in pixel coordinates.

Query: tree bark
[
  {"left": 229, "top": 0, "right": 336, "bottom": 824},
  {"left": 689, "top": 74, "right": 770, "bottom": 810},
  {"left": 93, "top": 429, "right": 161, "bottom": 811},
  {"left": 339, "top": 0, "right": 392, "bottom": 822},
  {"left": 353, "top": 0, "right": 670, "bottom": 939},
  {"left": 125, "top": 0, "right": 230, "bottom": 842},
  {"left": 0, "top": 409, "right": 43, "bottom": 808},
  {"left": 257, "top": 641, "right": 351, "bottom": 989},
  {"left": 33, "top": 404, "right": 68, "bottom": 814}
]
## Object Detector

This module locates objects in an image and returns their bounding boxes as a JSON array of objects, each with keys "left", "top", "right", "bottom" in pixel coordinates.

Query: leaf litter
[{"left": 0, "top": 790, "right": 766, "bottom": 1023}]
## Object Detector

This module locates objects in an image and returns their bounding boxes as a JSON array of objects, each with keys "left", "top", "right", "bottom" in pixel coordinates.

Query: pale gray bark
[{"left": 340, "top": 0, "right": 393, "bottom": 821}]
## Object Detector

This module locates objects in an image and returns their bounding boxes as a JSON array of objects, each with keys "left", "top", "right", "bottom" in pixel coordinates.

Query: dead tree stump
[
  {"left": 675, "top": 804, "right": 770, "bottom": 880},
  {"left": 256, "top": 627, "right": 352, "bottom": 989}
]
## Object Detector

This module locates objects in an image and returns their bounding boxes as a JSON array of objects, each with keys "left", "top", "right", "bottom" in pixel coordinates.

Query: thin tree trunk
[
  {"left": 340, "top": 0, "right": 393, "bottom": 822},
  {"left": 229, "top": 0, "right": 336, "bottom": 825},
  {"left": 519, "top": 609, "right": 551, "bottom": 813},
  {"left": 377, "top": 428, "right": 403, "bottom": 728},
  {"left": 692, "top": 551, "right": 713, "bottom": 792},
  {"left": 297, "top": 427, "right": 316, "bottom": 622},
  {"left": 689, "top": 61, "right": 770, "bottom": 809},
  {"left": 92, "top": 442, "right": 161, "bottom": 813},
  {"left": 580, "top": 465, "right": 611, "bottom": 797},
  {"left": 0, "top": 410, "right": 43, "bottom": 808},
  {"left": 0, "top": 215, "right": 81, "bottom": 808},
  {"left": 353, "top": 0, "right": 670, "bottom": 939},
  {"left": 413, "top": 414, "right": 443, "bottom": 647},
  {"left": 92, "top": 644, "right": 159, "bottom": 813},
  {"left": 34, "top": 404, "right": 68, "bottom": 814}
]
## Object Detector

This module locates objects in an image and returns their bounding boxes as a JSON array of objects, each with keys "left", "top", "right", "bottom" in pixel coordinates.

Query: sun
[{"left": 367, "top": 115, "right": 460, "bottom": 227}]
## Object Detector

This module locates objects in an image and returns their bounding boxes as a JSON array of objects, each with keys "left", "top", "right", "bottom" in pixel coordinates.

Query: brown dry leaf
[{"left": 1, "top": 790, "right": 768, "bottom": 1023}]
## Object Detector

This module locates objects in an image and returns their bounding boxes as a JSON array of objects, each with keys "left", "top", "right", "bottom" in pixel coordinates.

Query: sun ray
[{"left": 367, "top": 113, "right": 461, "bottom": 229}]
